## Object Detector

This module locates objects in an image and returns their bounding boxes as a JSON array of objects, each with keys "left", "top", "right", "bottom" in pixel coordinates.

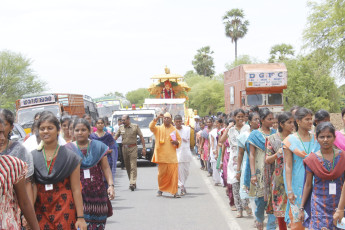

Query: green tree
[
  {"left": 125, "top": 88, "right": 150, "bottom": 107},
  {"left": 269, "top": 44, "right": 295, "bottom": 63},
  {"left": 303, "top": 0, "right": 345, "bottom": 77},
  {"left": 192, "top": 46, "right": 215, "bottom": 77},
  {"left": 0, "top": 50, "right": 46, "bottom": 110},
  {"left": 225, "top": 54, "right": 260, "bottom": 70},
  {"left": 184, "top": 74, "right": 224, "bottom": 116},
  {"left": 223, "top": 9, "right": 249, "bottom": 61},
  {"left": 104, "top": 91, "right": 124, "bottom": 98},
  {"left": 284, "top": 50, "right": 339, "bottom": 112}
]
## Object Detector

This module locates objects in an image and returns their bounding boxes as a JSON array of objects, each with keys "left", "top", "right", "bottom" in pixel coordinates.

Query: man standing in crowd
[
  {"left": 150, "top": 112, "right": 181, "bottom": 198},
  {"left": 174, "top": 115, "right": 193, "bottom": 195},
  {"left": 114, "top": 115, "right": 146, "bottom": 191},
  {"left": 114, "top": 118, "right": 125, "bottom": 170}
]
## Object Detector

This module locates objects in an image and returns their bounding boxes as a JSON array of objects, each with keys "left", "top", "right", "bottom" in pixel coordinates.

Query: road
[{"left": 106, "top": 157, "right": 257, "bottom": 230}]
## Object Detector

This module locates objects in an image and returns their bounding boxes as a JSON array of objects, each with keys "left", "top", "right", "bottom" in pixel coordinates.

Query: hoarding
[
  {"left": 20, "top": 95, "right": 56, "bottom": 107},
  {"left": 246, "top": 71, "right": 287, "bottom": 88}
]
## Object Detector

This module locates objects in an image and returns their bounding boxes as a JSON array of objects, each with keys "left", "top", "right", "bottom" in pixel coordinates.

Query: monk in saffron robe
[{"left": 150, "top": 112, "right": 181, "bottom": 198}]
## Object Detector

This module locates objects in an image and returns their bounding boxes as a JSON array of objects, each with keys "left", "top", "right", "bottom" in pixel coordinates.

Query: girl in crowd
[
  {"left": 314, "top": 109, "right": 345, "bottom": 151},
  {"left": 32, "top": 112, "right": 86, "bottom": 230},
  {"left": 66, "top": 118, "right": 115, "bottom": 229},
  {"left": 223, "top": 109, "right": 250, "bottom": 218},
  {"left": 196, "top": 122, "right": 205, "bottom": 170},
  {"left": 61, "top": 115, "right": 72, "bottom": 143},
  {"left": 249, "top": 108, "right": 276, "bottom": 230},
  {"left": 0, "top": 109, "right": 35, "bottom": 206},
  {"left": 238, "top": 112, "right": 260, "bottom": 224},
  {"left": 283, "top": 107, "right": 319, "bottom": 229},
  {"left": 265, "top": 112, "right": 294, "bottom": 230},
  {"left": 244, "top": 110, "right": 249, "bottom": 124},
  {"left": 209, "top": 118, "right": 222, "bottom": 186},
  {"left": 200, "top": 118, "right": 213, "bottom": 176},
  {"left": 220, "top": 119, "right": 234, "bottom": 206},
  {"left": 83, "top": 114, "right": 95, "bottom": 132},
  {"left": 299, "top": 122, "right": 345, "bottom": 229},
  {"left": 0, "top": 118, "right": 40, "bottom": 230},
  {"left": 90, "top": 117, "right": 118, "bottom": 179}
]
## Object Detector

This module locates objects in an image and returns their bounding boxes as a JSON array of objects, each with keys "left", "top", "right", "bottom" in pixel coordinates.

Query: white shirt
[
  {"left": 23, "top": 134, "right": 67, "bottom": 153},
  {"left": 209, "top": 128, "right": 218, "bottom": 163},
  {"left": 114, "top": 124, "right": 122, "bottom": 143},
  {"left": 176, "top": 125, "right": 192, "bottom": 163}
]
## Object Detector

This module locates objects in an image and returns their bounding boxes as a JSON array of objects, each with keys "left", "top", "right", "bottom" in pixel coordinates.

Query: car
[{"left": 11, "top": 123, "right": 26, "bottom": 142}]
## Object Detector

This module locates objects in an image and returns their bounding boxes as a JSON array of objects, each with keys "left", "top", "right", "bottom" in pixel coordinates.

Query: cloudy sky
[{"left": 0, "top": 0, "right": 311, "bottom": 98}]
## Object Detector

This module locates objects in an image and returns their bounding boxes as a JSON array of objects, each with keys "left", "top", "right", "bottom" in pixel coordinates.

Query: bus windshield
[
  {"left": 112, "top": 114, "right": 154, "bottom": 129},
  {"left": 17, "top": 105, "right": 60, "bottom": 128}
]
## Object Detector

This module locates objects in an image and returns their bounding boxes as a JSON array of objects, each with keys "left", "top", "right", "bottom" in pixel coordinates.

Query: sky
[{"left": 0, "top": 0, "right": 311, "bottom": 99}]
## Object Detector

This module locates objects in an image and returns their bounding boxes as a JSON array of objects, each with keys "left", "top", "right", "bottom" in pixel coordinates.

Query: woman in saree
[
  {"left": 200, "top": 118, "right": 213, "bottom": 176},
  {"left": 66, "top": 118, "right": 115, "bottom": 229},
  {"left": 196, "top": 122, "right": 205, "bottom": 170},
  {"left": 283, "top": 107, "right": 320, "bottom": 230},
  {"left": 0, "top": 109, "right": 36, "bottom": 227},
  {"left": 313, "top": 109, "right": 345, "bottom": 151},
  {"left": 219, "top": 119, "right": 235, "bottom": 208},
  {"left": 61, "top": 115, "right": 72, "bottom": 143},
  {"left": 299, "top": 122, "right": 345, "bottom": 229},
  {"left": 32, "top": 111, "right": 86, "bottom": 230},
  {"left": 90, "top": 117, "right": 118, "bottom": 179},
  {"left": 222, "top": 109, "right": 250, "bottom": 218},
  {"left": 249, "top": 108, "right": 276, "bottom": 230},
  {"left": 265, "top": 112, "right": 294, "bottom": 230},
  {"left": 237, "top": 112, "right": 260, "bottom": 226},
  {"left": 0, "top": 118, "right": 39, "bottom": 230},
  {"left": 209, "top": 118, "right": 222, "bottom": 185}
]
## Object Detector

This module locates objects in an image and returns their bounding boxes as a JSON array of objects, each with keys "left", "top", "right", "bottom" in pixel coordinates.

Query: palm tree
[
  {"left": 223, "top": 9, "right": 249, "bottom": 61},
  {"left": 192, "top": 46, "right": 215, "bottom": 77}
]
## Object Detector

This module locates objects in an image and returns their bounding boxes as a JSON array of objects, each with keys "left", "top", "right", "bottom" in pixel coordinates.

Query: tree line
[{"left": 1, "top": 0, "right": 344, "bottom": 116}]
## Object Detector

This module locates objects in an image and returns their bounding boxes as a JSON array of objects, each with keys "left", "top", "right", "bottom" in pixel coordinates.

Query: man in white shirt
[
  {"left": 174, "top": 115, "right": 193, "bottom": 195},
  {"left": 113, "top": 118, "right": 125, "bottom": 170}
]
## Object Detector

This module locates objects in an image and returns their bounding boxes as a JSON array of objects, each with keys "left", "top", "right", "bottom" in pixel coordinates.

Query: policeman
[{"left": 114, "top": 115, "right": 146, "bottom": 191}]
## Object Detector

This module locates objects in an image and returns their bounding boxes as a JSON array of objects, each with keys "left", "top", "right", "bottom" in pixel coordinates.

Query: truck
[
  {"left": 16, "top": 93, "right": 98, "bottom": 134},
  {"left": 224, "top": 63, "right": 287, "bottom": 113},
  {"left": 111, "top": 108, "right": 156, "bottom": 163},
  {"left": 94, "top": 96, "right": 130, "bottom": 120}
]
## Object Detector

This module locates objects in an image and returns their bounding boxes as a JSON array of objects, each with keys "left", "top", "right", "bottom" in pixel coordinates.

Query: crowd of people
[
  {"left": 193, "top": 106, "right": 345, "bottom": 230},
  {"left": 0, "top": 109, "right": 118, "bottom": 230},
  {"left": 2, "top": 104, "right": 345, "bottom": 230}
]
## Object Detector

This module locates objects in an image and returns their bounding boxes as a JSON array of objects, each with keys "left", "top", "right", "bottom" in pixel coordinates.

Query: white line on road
[{"left": 192, "top": 157, "right": 242, "bottom": 230}]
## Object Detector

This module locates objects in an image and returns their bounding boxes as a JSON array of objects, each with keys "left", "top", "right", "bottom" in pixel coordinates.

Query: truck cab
[
  {"left": 112, "top": 109, "right": 156, "bottom": 162},
  {"left": 16, "top": 93, "right": 98, "bottom": 134},
  {"left": 224, "top": 63, "right": 287, "bottom": 113}
]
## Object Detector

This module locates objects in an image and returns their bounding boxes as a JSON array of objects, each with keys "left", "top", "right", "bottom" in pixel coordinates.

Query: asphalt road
[{"left": 105, "top": 157, "right": 257, "bottom": 230}]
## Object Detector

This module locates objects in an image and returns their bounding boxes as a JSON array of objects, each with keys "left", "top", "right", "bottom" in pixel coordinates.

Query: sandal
[
  {"left": 180, "top": 187, "right": 186, "bottom": 196},
  {"left": 231, "top": 206, "right": 237, "bottom": 211},
  {"left": 245, "top": 206, "right": 253, "bottom": 216},
  {"left": 236, "top": 210, "right": 243, "bottom": 218},
  {"left": 156, "top": 190, "right": 163, "bottom": 197},
  {"left": 256, "top": 222, "right": 263, "bottom": 230},
  {"left": 173, "top": 193, "right": 181, "bottom": 198}
]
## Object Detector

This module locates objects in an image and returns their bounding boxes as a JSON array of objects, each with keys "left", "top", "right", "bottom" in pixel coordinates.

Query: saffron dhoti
[{"left": 157, "top": 163, "right": 178, "bottom": 195}]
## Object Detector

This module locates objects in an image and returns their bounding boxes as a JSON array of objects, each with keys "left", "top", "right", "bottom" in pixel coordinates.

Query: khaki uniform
[{"left": 115, "top": 123, "right": 143, "bottom": 185}]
